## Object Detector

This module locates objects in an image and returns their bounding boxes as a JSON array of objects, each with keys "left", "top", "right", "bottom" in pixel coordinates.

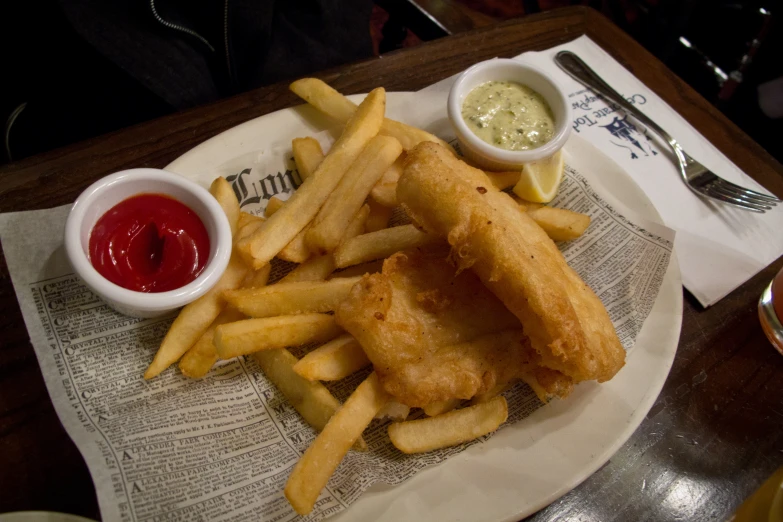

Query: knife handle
[{"left": 554, "top": 50, "right": 672, "bottom": 143}]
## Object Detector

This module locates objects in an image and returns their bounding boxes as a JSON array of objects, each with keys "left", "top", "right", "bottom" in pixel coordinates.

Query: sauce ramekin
[
  {"left": 64, "top": 168, "right": 232, "bottom": 318},
  {"left": 447, "top": 59, "right": 572, "bottom": 171}
]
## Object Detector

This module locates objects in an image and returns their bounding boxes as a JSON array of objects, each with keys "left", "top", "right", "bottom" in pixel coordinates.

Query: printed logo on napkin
[{"left": 571, "top": 90, "right": 659, "bottom": 161}]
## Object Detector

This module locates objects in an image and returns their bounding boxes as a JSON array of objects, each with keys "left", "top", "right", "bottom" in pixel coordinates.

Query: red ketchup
[{"left": 89, "top": 194, "right": 210, "bottom": 292}]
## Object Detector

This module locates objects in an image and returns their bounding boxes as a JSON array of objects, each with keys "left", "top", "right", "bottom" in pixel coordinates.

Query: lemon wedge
[{"left": 512, "top": 150, "right": 565, "bottom": 203}]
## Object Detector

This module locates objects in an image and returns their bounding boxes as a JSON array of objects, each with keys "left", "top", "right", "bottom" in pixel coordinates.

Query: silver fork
[{"left": 554, "top": 50, "right": 781, "bottom": 213}]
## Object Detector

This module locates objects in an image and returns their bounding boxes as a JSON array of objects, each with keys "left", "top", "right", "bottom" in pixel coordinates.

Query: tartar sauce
[{"left": 461, "top": 80, "right": 555, "bottom": 151}]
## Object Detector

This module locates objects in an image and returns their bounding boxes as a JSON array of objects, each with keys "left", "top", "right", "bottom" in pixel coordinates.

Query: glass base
[{"left": 758, "top": 280, "right": 783, "bottom": 356}]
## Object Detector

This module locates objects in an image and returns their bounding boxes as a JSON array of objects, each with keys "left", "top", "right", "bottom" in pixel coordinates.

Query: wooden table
[{"left": 1, "top": 6, "right": 782, "bottom": 521}]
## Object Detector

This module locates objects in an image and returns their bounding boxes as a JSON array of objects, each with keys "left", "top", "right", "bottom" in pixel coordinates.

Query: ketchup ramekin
[
  {"left": 64, "top": 168, "right": 232, "bottom": 318},
  {"left": 447, "top": 59, "right": 572, "bottom": 171}
]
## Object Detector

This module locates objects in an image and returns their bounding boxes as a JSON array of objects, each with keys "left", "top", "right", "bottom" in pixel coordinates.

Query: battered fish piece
[
  {"left": 335, "top": 251, "right": 573, "bottom": 406},
  {"left": 397, "top": 142, "right": 625, "bottom": 383}
]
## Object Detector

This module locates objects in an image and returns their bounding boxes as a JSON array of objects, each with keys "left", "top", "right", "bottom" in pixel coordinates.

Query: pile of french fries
[{"left": 144, "top": 78, "right": 592, "bottom": 515}]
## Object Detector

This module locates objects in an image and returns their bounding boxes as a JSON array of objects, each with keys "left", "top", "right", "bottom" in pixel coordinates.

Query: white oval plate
[{"left": 167, "top": 92, "right": 682, "bottom": 522}]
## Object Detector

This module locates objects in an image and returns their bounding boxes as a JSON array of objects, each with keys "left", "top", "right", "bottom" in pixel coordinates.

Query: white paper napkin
[{"left": 420, "top": 35, "right": 783, "bottom": 307}]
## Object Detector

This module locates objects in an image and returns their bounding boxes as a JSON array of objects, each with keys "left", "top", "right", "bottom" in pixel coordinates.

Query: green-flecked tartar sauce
[{"left": 461, "top": 80, "right": 556, "bottom": 151}]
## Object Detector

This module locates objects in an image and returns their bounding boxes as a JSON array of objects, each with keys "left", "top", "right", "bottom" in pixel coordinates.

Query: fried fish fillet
[
  {"left": 335, "top": 250, "right": 573, "bottom": 406},
  {"left": 397, "top": 142, "right": 625, "bottom": 383}
]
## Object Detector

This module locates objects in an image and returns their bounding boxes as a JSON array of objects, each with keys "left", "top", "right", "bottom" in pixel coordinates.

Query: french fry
[
  {"left": 293, "top": 334, "right": 370, "bottom": 381},
  {"left": 214, "top": 314, "right": 342, "bottom": 359},
  {"left": 370, "top": 153, "right": 405, "bottom": 207},
  {"left": 334, "top": 225, "right": 441, "bottom": 268},
  {"left": 486, "top": 170, "right": 521, "bottom": 191},
  {"left": 241, "top": 264, "right": 272, "bottom": 288},
  {"left": 342, "top": 203, "right": 370, "bottom": 245},
  {"left": 210, "top": 177, "right": 241, "bottom": 236},
  {"left": 290, "top": 78, "right": 450, "bottom": 152},
  {"left": 252, "top": 348, "right": 367, "bottom": 451},
  {"left": 278, "top": 191, "right": 364, "bottom": 265},
  {"left": 279, "top": 255, "right": 336, "bottom": 283},
  {"left": 376, "top": 401, "right": 411, "bottom": 421},
  {"left": 365, "top": 198, "right": 393, "bottom": 233},
  {"left": 328, "top": 259, "right": 384, "bottom": 279},
  {"left": 388, "top": 396, "right": 508, "bottom": 454},
  {"left": 265, "top": 196, "right": 285, "bottom": 217},
  {"left": 238, "top": 88, "right": 386, "bottom": 268},
  {"left": 276, "top": 138, "right": 328, "bottom": 261},
  {"left": 526, "top": 206, "right": 591, "bottom": 241},
  {"left": 422, "top": 399, "right": 461, "bottom": 417},
  {"left": 144, "top": 254, "right": 248, "bottom": 379},
  {"left": 237, "top": 211, "right": 264, "bottom": 230},
  {"left": 236, "top": 216, "right": 266, "bottom": 245},
  {"left": 284, "top": 372, "right": 389, "bottom": 515},
  {"left": 306, "top": 135, "right": 402, "bottom": 253},
  {"left": 512, "top": 197, "right": 590, "bottom": 241},
  {"left": 369, "top": 186, "right": 396, "bottom": 210},
  {"left": 379, "top": 118, "right": 453, "bottom": 154},
  {"left": 292, "top": 137, "right": 325, "bottom": 180},
  {"left": 290, "top": 78, "right": 357, "bottom": 121},
  {"left": 179, "top": 308, "right": 246, "bottom": 378},
  {"left": 280, "top": 140, "right": 366, "bottom": 263},
  {"left": 281, "top": 202, "right": 368, "bottom": 264},
  {"left": 236, "top": 218, "right": 268, "bottom": 267},
  {"left": 223, "top": 277, "right": 362, "bottom": 318},
  {"left": 234, "top": 212, "right": 266, "bottom": 270},
  {"left": 278, "top": 224, "right": 312, "bottom": 263}
]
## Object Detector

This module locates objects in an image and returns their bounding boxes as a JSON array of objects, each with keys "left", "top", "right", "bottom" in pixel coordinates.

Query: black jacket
[
  {"left": 60, "top": 0, "right": 374, "bottom": 108},
  {"left": 3, "top": 0, "right": 373, "bottom": 160}
]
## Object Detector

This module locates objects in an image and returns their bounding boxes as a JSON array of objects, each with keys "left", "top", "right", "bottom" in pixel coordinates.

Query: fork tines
[{"left": 701, "top": 179, "right": 779, "bottom": 212}]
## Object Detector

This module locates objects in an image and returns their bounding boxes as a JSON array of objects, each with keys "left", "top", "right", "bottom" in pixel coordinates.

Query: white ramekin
[
  {"left": 447, "top": 58, "right": 572, "bottom": 171},
  {"left": 64, "top": 168, "right": 232, "bottom": 318}
]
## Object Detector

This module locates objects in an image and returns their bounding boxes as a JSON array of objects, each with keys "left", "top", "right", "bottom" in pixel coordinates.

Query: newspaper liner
[{"left": 0, "top": 130, "right": 673, "bottom": 521}]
